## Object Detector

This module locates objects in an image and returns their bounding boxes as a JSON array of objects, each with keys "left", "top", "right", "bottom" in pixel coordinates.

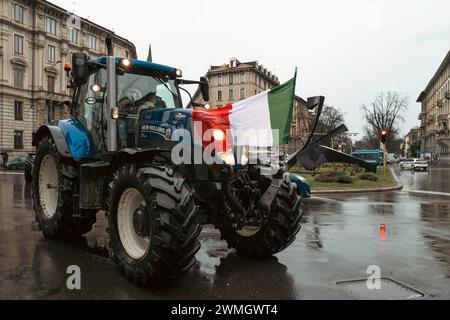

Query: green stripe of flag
[{"left": 268, "top": 74, "right": 296, "bottom": 145}]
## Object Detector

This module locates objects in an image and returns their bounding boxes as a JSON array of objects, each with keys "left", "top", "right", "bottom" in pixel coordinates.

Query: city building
[
  {"left": 401, "top": 127, "right": 421, "bottom": 158},
  {"left": 417, "top": 50, "right": 450, "bottom": 164},
  {"left": 191, "top": 58, "right": 309, "bottom": 152},
  {"left": 0, "top": 0, "right": 136, "bottom": 158}
]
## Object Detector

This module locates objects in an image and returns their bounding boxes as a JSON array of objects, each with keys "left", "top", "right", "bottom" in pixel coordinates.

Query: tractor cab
[{"left": 70, "top": 53, "right": 208, "bottom": 154}]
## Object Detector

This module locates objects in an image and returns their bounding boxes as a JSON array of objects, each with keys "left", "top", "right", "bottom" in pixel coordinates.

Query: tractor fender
[
  {"left": 32, "top": 120, "right": 93, "bottom": 159},
  {"left": 33, "top": 124, "right": 72, "bottom": 158}
]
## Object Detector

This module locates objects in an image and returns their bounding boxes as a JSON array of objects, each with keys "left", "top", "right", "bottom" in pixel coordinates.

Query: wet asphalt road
[{"left": 1, "top": 168, "right": 450, "bottom": 300}]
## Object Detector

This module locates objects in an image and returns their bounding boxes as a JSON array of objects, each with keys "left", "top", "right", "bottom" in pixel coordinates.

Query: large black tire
[
  {"left": 107, "top": 163, "right": 201, "bottom": 286},
  {"left": 32, "top": 135, "right": 97, "bottom": 239},
  {"left": 217, "top": 174, "right": 303, "bottom": 258},
  {"left": 24, "top": 155, "right": 33, "bottom": 182}
]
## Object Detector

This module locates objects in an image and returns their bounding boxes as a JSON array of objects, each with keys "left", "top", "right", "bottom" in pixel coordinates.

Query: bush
[
  {"left": 337, "top": 175, "right": 353, "bottom": 184},
  {"left": 315, "top": 171, "right": 352, "bottom": 184},
  {"left": 359, "top": 173, "right": 378, "bottom": 182}
]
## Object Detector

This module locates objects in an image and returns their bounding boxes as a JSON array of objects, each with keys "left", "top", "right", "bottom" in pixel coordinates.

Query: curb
[{"left": 312, "top": 169, "right": 403, "bottom": 195}]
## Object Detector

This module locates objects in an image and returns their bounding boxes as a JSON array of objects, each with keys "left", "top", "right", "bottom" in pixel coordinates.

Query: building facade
[
  {"left": 402, "top": 127, "right": 421, "bottom": 158},
  {"left": 417, "top": 50, "right": 450, "bottom": 164},
  {"left": 192, "top": 58, "right": 309, "bottom": 152},
  {"left": 0, "top": 0, "right": 136, "bottom": 158}
]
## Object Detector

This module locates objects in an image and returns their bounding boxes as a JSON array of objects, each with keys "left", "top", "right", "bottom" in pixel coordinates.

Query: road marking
[
  {"left": 0, "top": 171, "right": 24, "bottom": 176},
  {"left": 408, "top": 190, "right": 450, "bottom": 197}
]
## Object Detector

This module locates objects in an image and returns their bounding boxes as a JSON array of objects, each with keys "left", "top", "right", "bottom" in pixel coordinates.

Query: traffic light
[{"left": 379, "top": 130, "right": 389, "bottom": 144}]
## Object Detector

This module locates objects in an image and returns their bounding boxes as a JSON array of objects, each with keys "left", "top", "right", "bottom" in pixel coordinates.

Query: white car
[{"left": 400, "top": 159, "right": 429, "bottom": 171}]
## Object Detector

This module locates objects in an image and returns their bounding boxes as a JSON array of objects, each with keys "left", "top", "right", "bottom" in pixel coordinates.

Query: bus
[{"left": 351, "top": 150, "right": 384, "bottom": 166}]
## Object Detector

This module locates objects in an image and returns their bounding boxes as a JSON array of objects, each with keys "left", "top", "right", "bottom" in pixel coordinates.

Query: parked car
[
  {"left": 400, "top": 159, "right": 429, "bottom": 171},
  {"left": 5, "top": 155, "right": 28, "bottom": 170}
]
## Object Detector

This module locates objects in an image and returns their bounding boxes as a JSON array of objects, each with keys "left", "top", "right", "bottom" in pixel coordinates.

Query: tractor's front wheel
[
  {"left": 24, "top": 155, "right": 33, "bottom": 182},
  {"left": 32, "top": 135, "right": 97, "bottom": 239},
  {"left": 107, "top": 164, "right": 201, "bottom": 286},
  {"left": 217, "top": 174, "right": 303, "bottom": 258}
]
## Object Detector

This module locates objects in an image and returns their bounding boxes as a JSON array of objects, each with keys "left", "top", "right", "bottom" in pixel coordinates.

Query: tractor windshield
[{"left": 117, "top": 73, "right": 180, "bottom": 112}]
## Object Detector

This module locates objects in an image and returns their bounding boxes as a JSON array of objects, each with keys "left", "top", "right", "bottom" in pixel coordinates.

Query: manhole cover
[{"left": 337, "top": 278, "right": 424, "bottom": 300}]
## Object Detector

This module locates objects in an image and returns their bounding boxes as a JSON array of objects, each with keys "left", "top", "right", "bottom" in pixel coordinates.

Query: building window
[
  {"left": 14, "top": 35, "right": 23, "bottom": 54},
  {"left": 217, "top": 90, "right": 222, "bottom": 101},
  {"left": 46, "top": 17, "right": 56, "bottom": 35},
  {"left": 48, "top": 45, "right": 56, "bottom": 63},
  {"left": 240, "top": 88, "right": 245, "bottom": 100},
  {"left": 218, "top": 75, "right": 222, "bottom": 86},
  {"left": 88, "top": 35, "right": 97, "bottom": 50},
  {"left": 13, "top": 67, "right": 24, "bottom": 88},
  {"left": 240, "top": 72, "right": 245, "bottom": 84},
  {"left": 47, "top": 75, "right": 55, "bottom": 92},
  {"left": 255, "top": 74, "right": 258, "bottom": 84},
  {"left": 14, "top": 101, "right": 23, "bottom": 121},
  {"left": 14, "top": 131, "right": 23, "bottom": 149},
  {"left": 229, "top": 74, "right": 233, "bottom": 85},
  {"left": 229, "top": 89, "right": 234, "bottom": 100},
  {"left": 48, "top": 104, "right": 55, "bottom": 122},
  {"left": 69, "top": 28, "right": 78, "bottom": 43},
  {"left": 14, "top": 4, "right": 24, "bottom": 24}
]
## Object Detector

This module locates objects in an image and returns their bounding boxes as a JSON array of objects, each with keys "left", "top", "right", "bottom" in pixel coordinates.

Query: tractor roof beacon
[{"left": 31, "top": 41, "right": 376, "bottom": 286}]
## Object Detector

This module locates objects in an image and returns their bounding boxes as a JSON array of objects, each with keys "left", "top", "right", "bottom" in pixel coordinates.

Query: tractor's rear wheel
[
  {"left": 32, "top": 135, "right": 97, "bottom": 239},
  {"left": 24, "top": 155, "right": 33, "bottom": 182},
  {"left": 217, "top": 174, "right": 303, "bottom": 258},
  {"left": 107, "top": 164, "right": 201, "bottom": 286}
]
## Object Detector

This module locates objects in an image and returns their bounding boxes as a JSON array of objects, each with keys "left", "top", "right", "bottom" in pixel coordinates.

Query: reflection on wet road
[{"left": 1, "top": 168, "right": 450, "bottom": 299}]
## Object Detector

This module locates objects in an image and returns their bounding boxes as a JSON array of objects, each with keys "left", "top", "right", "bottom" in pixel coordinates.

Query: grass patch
[{"left": 290, "top": 164, "right": 397, "bottom": 191}]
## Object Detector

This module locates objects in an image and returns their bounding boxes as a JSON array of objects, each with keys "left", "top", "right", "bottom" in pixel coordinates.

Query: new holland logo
[{"left": 142, "top": 125, "right": 171, "bottom": 140}]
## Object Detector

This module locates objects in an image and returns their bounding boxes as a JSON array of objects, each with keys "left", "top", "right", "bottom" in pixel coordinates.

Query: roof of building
[
  {"left": 417, "top": 49, "right": 450, "bottom": 102},
  {"left": 209, "top": 59, "right": 280, "bottom": 85}
]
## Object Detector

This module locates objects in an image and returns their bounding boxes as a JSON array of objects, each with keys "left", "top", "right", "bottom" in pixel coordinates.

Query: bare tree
[
  {"left": 361, "top": 91, "right": 409, "bottom": 146},
  {"left": 309, "top": 105, "right": 345, "bottom": 148},
  {"left": 310, "top": 105, "right": 345, "bottom": 135}
]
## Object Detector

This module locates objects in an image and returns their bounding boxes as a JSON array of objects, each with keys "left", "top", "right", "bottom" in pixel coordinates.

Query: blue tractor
[{"left": 32, "top": 43, "right": 376, "bottom": 286}]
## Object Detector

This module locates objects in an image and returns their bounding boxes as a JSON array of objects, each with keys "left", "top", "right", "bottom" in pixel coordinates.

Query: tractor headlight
[
  {"left": 120, "top": 58, "right": 132, "bottom": 68},
  {"left": 175, "top": 69, "right": 183, "bottom": 78}
]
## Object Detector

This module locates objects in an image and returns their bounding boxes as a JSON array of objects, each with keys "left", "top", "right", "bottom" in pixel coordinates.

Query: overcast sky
[{"left": 53, "top": 0, "right": 450, "bottom": 139}]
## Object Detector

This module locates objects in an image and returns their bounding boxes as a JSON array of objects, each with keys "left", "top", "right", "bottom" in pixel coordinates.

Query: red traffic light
[{"left": 378, "top": 130, "right": 389, "bottom": 138}]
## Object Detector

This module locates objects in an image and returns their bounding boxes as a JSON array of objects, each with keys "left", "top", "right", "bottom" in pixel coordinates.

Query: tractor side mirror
[
  {"left": 200, "top": 76, "right": 210, "bottom": 102},
  {"left": 71, "top": 52, "right": 89, "bottom": 84},
  {"left": 307, "top": 96, "right": 325, "bottom": 110}
]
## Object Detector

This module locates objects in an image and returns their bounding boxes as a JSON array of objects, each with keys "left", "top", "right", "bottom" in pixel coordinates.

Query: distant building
[
  {"left": 191, "top": 58, "right": 309, "bottom": 152},
  {"left": 417, "top": 50, "right": 450, "bottom": 164},
  {"left": 402, "top": 128, "right": 421, "bottom": 158},
  {"left": 0, "top": 0, "right": 136, "bottom": 158}
]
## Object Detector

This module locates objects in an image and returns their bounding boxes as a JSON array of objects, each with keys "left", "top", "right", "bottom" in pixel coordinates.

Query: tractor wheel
[
  {"left": 107, "top": 164, "right": 201, "bottom": 286},
  {"left": 24, "top": 156, "right": 33, "bottom": 182},
  {"left": 217, "top": 174, "right": 303, "bottom": 259},
  {"left": 32, "top": 135, "right": 97, "bottom": 239}
]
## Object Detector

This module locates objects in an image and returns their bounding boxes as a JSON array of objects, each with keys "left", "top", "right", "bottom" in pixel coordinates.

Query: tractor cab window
[
  {"left": 117, "top": 73, "right": 179, "bottom": 112},
  {"left": 77, "top": 68, "right": 107, "bottom": 154},
  {"left": 116, "top": 73, "right": 180, "bottom": 148}
]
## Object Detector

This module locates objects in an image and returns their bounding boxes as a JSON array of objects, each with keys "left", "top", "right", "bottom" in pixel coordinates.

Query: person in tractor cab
[{"left": 117, "top": 81, "right": 167, "bottom": 148}]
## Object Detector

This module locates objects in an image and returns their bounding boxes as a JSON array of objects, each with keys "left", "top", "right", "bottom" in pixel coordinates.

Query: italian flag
[{"left": 193, "top": 76, "right": 296, "bottom": 147}]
